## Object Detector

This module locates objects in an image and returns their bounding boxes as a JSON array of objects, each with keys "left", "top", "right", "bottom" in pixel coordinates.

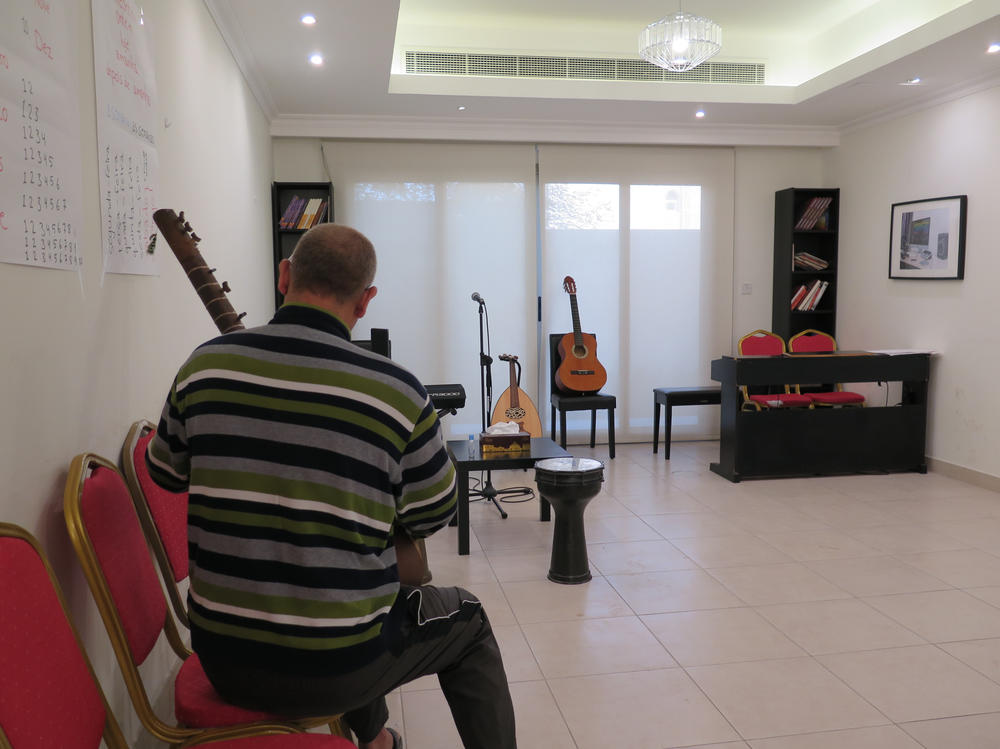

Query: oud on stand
[{"left": 469, "top": 293, "right": 534, "bottom": 518}]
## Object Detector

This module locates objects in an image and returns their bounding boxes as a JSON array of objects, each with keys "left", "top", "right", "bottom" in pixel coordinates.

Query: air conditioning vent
[{"left": 405, "top": 51, "right": 764, "bottom": 84}]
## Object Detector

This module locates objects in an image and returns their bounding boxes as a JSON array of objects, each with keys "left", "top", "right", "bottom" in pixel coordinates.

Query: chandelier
[{"left": 639, "top": 9, "right": 722, "bottom": 72}]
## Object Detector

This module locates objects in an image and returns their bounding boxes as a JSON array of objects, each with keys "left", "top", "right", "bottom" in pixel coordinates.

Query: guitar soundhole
[
  {"left": 505, "top": 407, "right": 526, "bottom": 420},
  {"left": 572, "top": 344, "right": 589, "bottom": 359}
]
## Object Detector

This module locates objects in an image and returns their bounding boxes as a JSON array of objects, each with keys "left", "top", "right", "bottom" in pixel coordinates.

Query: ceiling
[{"left": 204, "top": 0, "right": 1000, "bottom": 146}]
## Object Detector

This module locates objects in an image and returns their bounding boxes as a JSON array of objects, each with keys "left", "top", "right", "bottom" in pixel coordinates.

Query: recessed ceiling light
[
  {"left": 301, "top": 14, "right": 317, "bottom": 25},
  {"left": 309, "top": 53, "right": 323, "bottom": 66},
  {"left": 988, "top": 43, "right": 1000, "bottom": 54},
  {"left": 457, "top": 105, "right": 466, "bottom": 111},
  {"left": 695, "top": 109, "right": 706, "bottom": 118},
  {"left": 901, "top": 77, "right": 921, "bottom": 85}
]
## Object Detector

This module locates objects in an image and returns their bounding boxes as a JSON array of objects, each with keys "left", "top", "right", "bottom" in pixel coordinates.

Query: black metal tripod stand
[{"left": 470, "top": 295, "right": 533, "bottom": 519}]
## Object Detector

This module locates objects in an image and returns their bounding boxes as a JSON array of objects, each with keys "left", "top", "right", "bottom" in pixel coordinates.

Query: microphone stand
[{"left": 469, "top": 298, "right": 533, "bottom": 519}]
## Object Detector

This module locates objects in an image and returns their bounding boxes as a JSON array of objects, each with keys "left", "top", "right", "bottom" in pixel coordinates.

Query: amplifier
[{"left": 426, "top": 383, "right": 466, "bottom": 412}]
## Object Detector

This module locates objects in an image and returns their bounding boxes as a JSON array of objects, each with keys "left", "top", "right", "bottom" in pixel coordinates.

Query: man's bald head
[{"left": 288, "top": 224, "right": 376, "bottom": 303}]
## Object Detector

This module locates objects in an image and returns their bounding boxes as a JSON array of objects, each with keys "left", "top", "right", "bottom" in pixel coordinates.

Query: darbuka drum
[{"left": 534, "top": 457, "right": 604, "bottom": 584}]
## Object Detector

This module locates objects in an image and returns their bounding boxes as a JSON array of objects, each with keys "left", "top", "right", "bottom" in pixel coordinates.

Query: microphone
[{"left": 471, "top": 292, "right": 485, "bottom": 305}]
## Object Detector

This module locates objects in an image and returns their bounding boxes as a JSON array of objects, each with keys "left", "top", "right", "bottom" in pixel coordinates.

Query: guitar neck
[{"left": 569, "top": 294, "right": 584, "bottom": 346}]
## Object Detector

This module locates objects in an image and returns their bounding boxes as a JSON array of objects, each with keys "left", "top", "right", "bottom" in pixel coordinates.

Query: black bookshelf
[
  {"left": 772, "top": 187, "right": 840, "bottom": 342},
  {"left": 270, "top": 181, "right": 333, "bottom": 310}
]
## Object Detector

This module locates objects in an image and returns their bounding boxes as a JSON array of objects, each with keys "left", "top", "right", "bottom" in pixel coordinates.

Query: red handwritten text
[
  {"left": 34, "top": 30, "right": 53, "bottom": 60},
  {"left": 116, "top": 49, "right": 138, "bottom": 74},
  {"left": 36, "top": 0, "right": 51, "bottom": 13},
  {"left": 0, "top": 52, "right": 9, "bottom": 69},
  {"left": 0, "top": 211, "right": 7, "bottom": 231},
  {"left": 133, "top": 84, "right": 151, "bottom": 108},
  {"left": 115, "top": 10, "right": 133, "bottom": 33},
  {"left": 106, "top": 66, "right": 131, "bottom": 91}
]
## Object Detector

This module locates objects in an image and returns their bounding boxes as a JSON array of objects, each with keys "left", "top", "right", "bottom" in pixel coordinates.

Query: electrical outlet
[{"left": 740, "top": 283, "right": 753, "bottom": 295}]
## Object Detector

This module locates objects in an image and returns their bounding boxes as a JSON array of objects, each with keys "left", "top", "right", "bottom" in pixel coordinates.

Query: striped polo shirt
[{"left": 146, "top": 303, "right": 457, "bottom": 674}]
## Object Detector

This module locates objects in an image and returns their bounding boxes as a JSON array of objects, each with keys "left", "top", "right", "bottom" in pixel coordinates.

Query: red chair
[
  {"left": 63, "top": 453, "right": 349, "bottom": 746},
  {"left": 788, "top": 329, "right": 865, "bottom": 406},
  {"left": 121, "top": 419, "right": 190, "bottom": 629},
  {"left": 0, "top": 522, "right": 356, "bottom": 749},
  {"left": 737, "top": 329, "right": 813, "bottom": 410}
]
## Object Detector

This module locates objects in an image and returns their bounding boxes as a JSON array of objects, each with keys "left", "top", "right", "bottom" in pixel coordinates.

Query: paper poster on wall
[
  {"left": 92, "top": 0, "right": 160, "bottom": 275},
  {"left": 0, "top": 0, "right": 84, "bottom": 270}
]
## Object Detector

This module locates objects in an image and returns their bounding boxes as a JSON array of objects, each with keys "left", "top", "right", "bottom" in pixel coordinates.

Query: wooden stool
[{"left": 653, "top": 387, "right": 721, "bottom": 459}]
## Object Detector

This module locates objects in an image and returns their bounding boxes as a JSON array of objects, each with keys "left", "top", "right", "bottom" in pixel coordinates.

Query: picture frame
[{"left": 889, "top": 195, "right": 967, "bottom": 279}]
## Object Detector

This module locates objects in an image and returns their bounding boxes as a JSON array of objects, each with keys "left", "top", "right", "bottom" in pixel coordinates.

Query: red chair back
[
  {"left": 80, "top": 464, "right": 168, "bottom": 665},
  {"left": 789, "top": 329, "right": 837, "bottom": 353},
  {"left": 0, "top": 525, "right": 117, "bottom": 748},
  {"left": 738, "top": 329, "right": 786, "bottom": 356},
  {"left": 132, "top": 427, "right": 189, "bottom": 583}
]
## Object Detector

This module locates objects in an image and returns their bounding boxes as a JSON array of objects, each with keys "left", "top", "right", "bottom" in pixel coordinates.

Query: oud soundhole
[
  {"left": 572, "top": 344, "right": 588, "bottom": 358},
  {"left": 506, "top": 407, "right": 526, "bottom": 420}
]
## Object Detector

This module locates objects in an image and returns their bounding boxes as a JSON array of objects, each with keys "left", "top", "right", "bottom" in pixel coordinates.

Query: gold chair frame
[
  {"left": 788, "top": 329, "right": 866, "bottom": 407},
  {"left": 64, "top": 452, "right": 348, "bottom": 746},
  {"left": 121, "top": 418, "right": 190, "bottom": 629}
]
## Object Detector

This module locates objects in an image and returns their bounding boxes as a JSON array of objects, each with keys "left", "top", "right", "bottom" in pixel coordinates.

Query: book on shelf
[
  {"left": 296, "top": 198, "right": 323, "bottom": 229},
  {"left": 793, "top": 251, "right": 829, "bottom": 270},
  {"left": 790, "top": 284, "right": 809, "bottom": 310},
  {"left": 795, "top": 279, "right": 829, "bottom": 311},
  {"left": 797, "top": 279, "right": 821, "bottom": 311},
  {"left": 809, "top": 280, "right": 829, "bottom": 310},
  {"left": 794, "top": 197, "right": 833, "bottom": 230},
  {"left": 311, "top": 199, "right": 328, "bottom": 227},
  {"left": 279, "top": 195, "right": 304, "bottom": 229}
]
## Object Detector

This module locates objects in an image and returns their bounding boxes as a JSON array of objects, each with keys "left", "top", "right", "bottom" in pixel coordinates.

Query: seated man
[{"left": 147, "top": 223, "right": 516, "bottom": 749}]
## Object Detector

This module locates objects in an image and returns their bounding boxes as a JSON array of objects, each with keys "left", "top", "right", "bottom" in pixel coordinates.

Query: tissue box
[{"left": 479, "top": 431, "right": 531, "bottom": 453}]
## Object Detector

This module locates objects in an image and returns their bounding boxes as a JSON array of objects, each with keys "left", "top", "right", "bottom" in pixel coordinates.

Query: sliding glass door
[{"left": 539, "top": 145, "right": 734, "bottom": 443}]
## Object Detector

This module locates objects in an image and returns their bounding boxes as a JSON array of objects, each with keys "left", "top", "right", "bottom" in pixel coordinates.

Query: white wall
[
  {"left": 830, "top": 83, "right": 1000, "bottom": 479},
  {"left": 0, "top": 1, "right": 274, "bottom": 743},
  {"left": 732, "top": 147, "right": 827, "bottom": 350}
]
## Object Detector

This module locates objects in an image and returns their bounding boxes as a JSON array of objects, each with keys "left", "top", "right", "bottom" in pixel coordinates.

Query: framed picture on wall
[{"left": 889, "top": 195, "right": 967, "bottom": 279}]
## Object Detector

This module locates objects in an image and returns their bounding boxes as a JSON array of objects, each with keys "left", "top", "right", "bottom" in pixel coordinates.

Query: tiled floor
[{"left": 382, "top": 441, "right": 1000, "bottom": 748}]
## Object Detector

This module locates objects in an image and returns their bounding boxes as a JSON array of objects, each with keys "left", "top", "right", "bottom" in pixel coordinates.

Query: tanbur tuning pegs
[
  {"left": 183, "top": 222, "right": 193, "bottom": 232},
  {"left": 237, "top": 312, "right": 247, "bottom": 320},
  {"left": 221, "top": 281, "right": 231, "bottom": 293},
  {"left": 178, "top": 211, "right": 185, "bottom": 222},
  {"left": 191, "top": 233, "right": 201, "bottom": 242}
]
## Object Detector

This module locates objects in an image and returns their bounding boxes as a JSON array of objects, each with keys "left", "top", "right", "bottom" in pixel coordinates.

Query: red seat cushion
[
  {"left": 808, "top": 391, "right": 865, "bottom": 405},
  {"left": 748, "top": 393, "right": 812, "bottom": 408},
  {"left": 176, "top": 653, "right": 283, "bottom": 727},
  {"left": 0, "top": 536, "right": 108, "bottom": 749}
]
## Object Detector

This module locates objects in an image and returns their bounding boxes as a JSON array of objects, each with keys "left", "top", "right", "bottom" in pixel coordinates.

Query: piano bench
[{"left": 653, "top": 387, "right": 721, "bottom": 460}]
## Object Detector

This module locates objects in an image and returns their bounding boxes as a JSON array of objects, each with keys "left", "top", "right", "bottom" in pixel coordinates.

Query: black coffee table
[{"left": 445, "top": 437, "right": 570, "bottom": 555}]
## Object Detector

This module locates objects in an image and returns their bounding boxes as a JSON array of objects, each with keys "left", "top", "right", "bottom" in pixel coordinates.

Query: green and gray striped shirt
[{"left": 146, "top": 303, "right": 456, "bottom": 674}]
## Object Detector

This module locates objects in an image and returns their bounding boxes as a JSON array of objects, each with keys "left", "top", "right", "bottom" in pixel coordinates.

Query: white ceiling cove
[{"left": 204, "top": 0, "right": 1000, "bottom": 146}]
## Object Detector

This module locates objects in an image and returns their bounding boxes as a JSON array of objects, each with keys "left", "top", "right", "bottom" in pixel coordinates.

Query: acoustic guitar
[
  {"left": 491, "top": 354, "right": 543, "bottom": 437},
  {"left": 153, "top": 208, "right": 430, "bottom": 585},
  {"left": 555, "top": 276, "right": 607, "bottom": 394}
]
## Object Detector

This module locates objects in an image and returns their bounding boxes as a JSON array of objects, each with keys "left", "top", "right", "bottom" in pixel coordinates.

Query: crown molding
[
  {"left": 203, "top": 0, "right": 276, "bottom": 120},
  {"left": 269, "top": 114, "right": 840, "bottom": 147},
  {"left": 840, "top": 72, "right": 1000, "bottom": 135}
]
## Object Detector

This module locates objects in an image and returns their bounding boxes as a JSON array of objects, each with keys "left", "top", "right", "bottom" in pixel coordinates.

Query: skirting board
[{"left": 926, "top": 457, "right": 1000, "bottom": 494}]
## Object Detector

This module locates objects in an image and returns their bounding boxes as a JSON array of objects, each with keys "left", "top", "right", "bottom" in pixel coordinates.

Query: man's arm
[
  {"left": 144, "top": 381, "right": 191, "bottom": 493},
  {"left": 395, "top": 401, "right": 457, "bottom": 539}
]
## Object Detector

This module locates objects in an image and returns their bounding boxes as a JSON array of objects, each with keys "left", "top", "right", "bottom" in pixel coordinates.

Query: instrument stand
[{"left": 469, "top": 299, "right": 533, "bottom": 520}]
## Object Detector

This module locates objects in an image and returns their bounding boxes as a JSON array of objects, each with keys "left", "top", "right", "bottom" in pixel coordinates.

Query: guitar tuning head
[
  {"left": 191, "top": 232, "right": 201, "bottom": 243},
  {"left": 221, "top": 281, "right": 231, "bottom": 293}
]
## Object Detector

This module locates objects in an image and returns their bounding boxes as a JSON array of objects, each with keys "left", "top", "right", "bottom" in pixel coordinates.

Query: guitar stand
[{"left": 469, "top": 297, "right": 533, "bottom": 520}]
